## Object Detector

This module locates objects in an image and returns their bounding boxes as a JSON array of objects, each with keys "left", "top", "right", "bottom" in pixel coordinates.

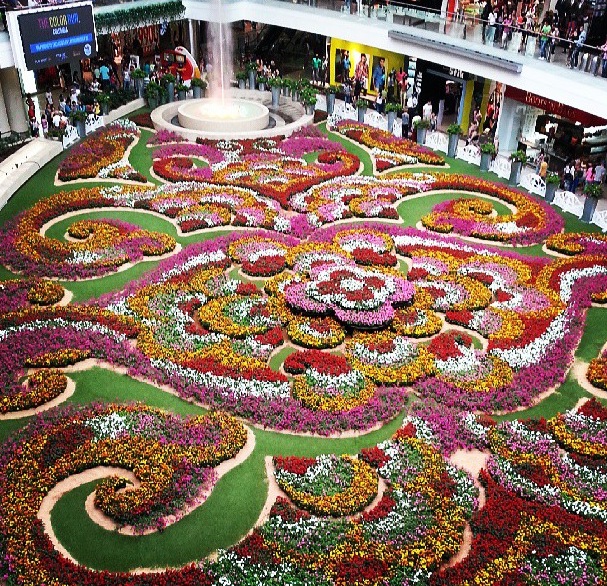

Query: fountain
[
  {"left": 150, "top": 1, "right": 311, "bottom": 140},
  {"left": 177, "top": 99, "right": 269, "bottom": 133}
]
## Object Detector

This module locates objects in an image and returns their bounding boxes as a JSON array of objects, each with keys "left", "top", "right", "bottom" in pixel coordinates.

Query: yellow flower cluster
[
  {"left": 439, "top": 354, "right": 513, "bottom": 392},
  {"left": 26, "top": 279, "right": 64, "bottom": 305},
  {"left": 548, "top": 415, "right": 607, "bottom": 458},
  {"left": 346, "top": 332, "right": 435, "bottom": 385},
  {"left": 291, "top": 377, "right": 375, "bottom": 412},
  {"left": 587, "top": 357, "right": 607, "bottom": 391},
  {"left": 24, "top": 348, "right": 91, "bottom": 368},
  {"left": 0, "top": 369, "right": 67, "bottom": 413},
  {"left": 391, "top": 307, "right": 443, "bottom": 337},
  {"left": 197, "top": 295, "right": 274, "bottom": 338},
  {"left": 286, "top": 316, "right": 345, "bottom": 349}
]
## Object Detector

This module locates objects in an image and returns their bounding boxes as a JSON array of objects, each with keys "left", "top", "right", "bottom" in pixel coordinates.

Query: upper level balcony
[{"left": 1, "top": 0, "right": 606, "bottom": 118}]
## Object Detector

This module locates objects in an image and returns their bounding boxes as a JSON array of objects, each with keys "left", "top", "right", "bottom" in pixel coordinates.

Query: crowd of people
[{"left": 477, "top": 0, "right": 607, "bottom": 75}]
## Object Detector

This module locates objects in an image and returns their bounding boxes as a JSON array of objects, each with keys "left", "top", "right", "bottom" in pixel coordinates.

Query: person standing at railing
[
  {"left": 486, "top": 8, "right": 497, "bottom": 44},
  {"left": 569, "top": 26, "right": 586, "bottom": 68},
  {"left": 539, "top": 19, "right": 551, "bottom": 59},
  {"left": 502, "top": 13, "right": 512, "bottom": 49},
  {"left": 480, "top": 0, "right": 492, "bottom": 43},
  {"left": 600, "top": 38, "right": 607, "bottom": 78}
]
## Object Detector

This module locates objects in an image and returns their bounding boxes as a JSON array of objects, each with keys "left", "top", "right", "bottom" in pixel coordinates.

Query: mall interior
[{"left": 0, "top": 0, "right": 606, "bottom": 170}]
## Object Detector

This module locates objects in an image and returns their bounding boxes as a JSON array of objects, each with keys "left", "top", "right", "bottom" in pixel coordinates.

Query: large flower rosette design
[{"left": 283, "top": 262, "right": 415, "bottom": 329}]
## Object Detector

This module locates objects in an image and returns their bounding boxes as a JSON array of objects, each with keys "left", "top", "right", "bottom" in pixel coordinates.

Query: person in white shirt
[
  {"left": 422, "top": 100, "right": 432, "bottom": 120},
  {"left": 487, "top": 10, "right": 497, "bottom": 44},
  {"left": 594, "top": 161, "right": 606, "bottom": 184}
]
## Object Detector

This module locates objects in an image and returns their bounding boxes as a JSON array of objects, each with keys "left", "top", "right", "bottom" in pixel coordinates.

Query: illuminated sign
[{"left": 18, "top": 4, "right": 96, "bottom": 71}]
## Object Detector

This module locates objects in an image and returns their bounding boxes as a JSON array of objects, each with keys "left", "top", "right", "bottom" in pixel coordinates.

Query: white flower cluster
[
  {"left": 490, "top": 309, "right": 569, "bottom": 368},
  {"left": 0, "top": 318, "right": 128, "bottom": 344},
  {"left": 85, "top": 411, "right": 130, "bottom": 440},
  {"left": 159, "top": 250, "right": 228, "bottom": 283},
  {"left": 306, "top": 367, "right": 365, "bottom": 391},
  {"left": 558, "top": 265, "right": 607, "bottom": 302},
  {"left": 150, "top": 358, "right": 290, "bottom": 399}
]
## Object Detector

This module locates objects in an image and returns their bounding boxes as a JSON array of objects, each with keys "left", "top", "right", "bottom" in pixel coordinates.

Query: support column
[
  {"left": 495, "top": 96, "right": 521, "bottom": 153},
  {"left": 458, "top": 79, "right": 474, "bottom": 132},
  {"left": 0, "top": 75, "right": 11, "bottom": 136},
  {"left": 478, "top": 77, "right": 492, "bottom": 129},
  {"left": 0, "top": 67, "right": 29, "bottom": 135},
  {"left": 189, "top": 19, "right": 198, "bottom": 63}
]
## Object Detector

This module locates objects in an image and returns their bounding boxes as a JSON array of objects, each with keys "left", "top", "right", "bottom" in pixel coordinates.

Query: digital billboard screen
[{"left": 18, "top": 4, "right": 96, "bottom": 71}]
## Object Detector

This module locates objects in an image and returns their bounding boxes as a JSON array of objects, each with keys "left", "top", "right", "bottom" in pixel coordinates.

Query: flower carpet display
[
  {"left": 2, "top": 114, "right": 607, "bottom": 584},
  {"left": 58, "top": 120, "right": 146, "bottom": 183},
  {"left": 435, "top": 400, "right": 607, "bottom": 584},
  {"left": 329, "top": 120, "right": 446, "bottom": 169}
]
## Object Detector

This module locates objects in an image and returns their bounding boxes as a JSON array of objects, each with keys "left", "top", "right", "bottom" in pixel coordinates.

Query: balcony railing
[{"left": 2, "top": 0, "right": 606, "bottom": 82}]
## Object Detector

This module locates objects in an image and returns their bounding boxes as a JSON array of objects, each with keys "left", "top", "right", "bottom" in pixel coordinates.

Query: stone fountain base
[{"left": 150, "top": 89, "right": 313, "bottom": 141}]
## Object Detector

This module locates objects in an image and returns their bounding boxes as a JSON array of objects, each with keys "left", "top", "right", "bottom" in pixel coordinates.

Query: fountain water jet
[{"left": 206, "top": 0, "right": 233, "bottom": 106}]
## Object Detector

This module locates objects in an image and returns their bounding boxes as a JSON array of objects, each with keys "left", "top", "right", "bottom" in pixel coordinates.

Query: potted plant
[
  {"left": 191, "top": 77, "right": 207, "bottom": 99},
  {"left": 280, "top": 77, "right": 292, "bottom": 97},
  {"left": 236, "top": 71, "right": 247, "bottom": 90},
  {"left": 581, "top": 182, "right": 602, "bottom": 222},
  {"left": 176, "top": 82, "right": 189, "bottom": 101},
  {"left": 324, "top": 85, "right": 337, "bottom": 115},
  {"left": 257, "top": 75, "right": 267, "bottom": 92},
  {"left": 97, "top": 92, "right": 111, "bottom": 116},
  {"left": 161, "top": 73, "right": 176, "bottom": 103},
  {"left": 508, "top": 149, "right": 527, "bottom": 185},
  {"left": 246, "top": 61, "right": 257, "bottom": 90},
  {"left": 145, "top": 81, "right": 161, "bottom": 109},
  {"left": 131, "top": 68, "right": 146, "bottom": 98},
  {"left": 544, "top": 171, "right": 560, "bottom": 203},
  {"left": 267, "top": 76, "right": 282, "bottom": 107},
  {"left": 385, "top": 102, "right": 401, "bottom": 133},
  {"left": 356, "top": 98, "right": 368, "bottom": 123},
  {"left": 292, "top": 80, "right": 303, "bottom": 102},
  {"left": 446, "top": 123, "right": 462, "bottom": 158},
  {"left": 480, "top": 142, "right": 496, "bottom": 172},
  {"left": 70, "top": 109, "right": 88, "bottom": 138},
  {"left": 301, "top": 87, "right": 317, "bottom": 115},
  {"left": 413, "top": 118, "right": 430, "bottom": 145}
]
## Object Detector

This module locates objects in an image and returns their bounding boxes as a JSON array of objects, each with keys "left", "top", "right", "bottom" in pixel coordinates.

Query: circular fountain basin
[
  {"left": 150, "top": 89, "right": 313, "bottom": 140},
  {"left": 178, "top": 98, "right": 269, "bottom": 133}
]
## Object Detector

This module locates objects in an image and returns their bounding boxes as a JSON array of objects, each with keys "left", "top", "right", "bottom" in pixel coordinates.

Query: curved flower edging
[
  {"left": 411, "top": 173, "right": 565, "bottom": 245},
  {"left": 330, "top": 119, "right": 446, "bottom": 168}
]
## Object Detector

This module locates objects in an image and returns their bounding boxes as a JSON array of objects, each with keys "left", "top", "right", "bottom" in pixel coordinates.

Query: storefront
[
  {"left": 329, "top": 37, "right": 405, "bottom": 95},
  {"left": 496, "top": 86, "right": 607, "bottom": 169}
]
